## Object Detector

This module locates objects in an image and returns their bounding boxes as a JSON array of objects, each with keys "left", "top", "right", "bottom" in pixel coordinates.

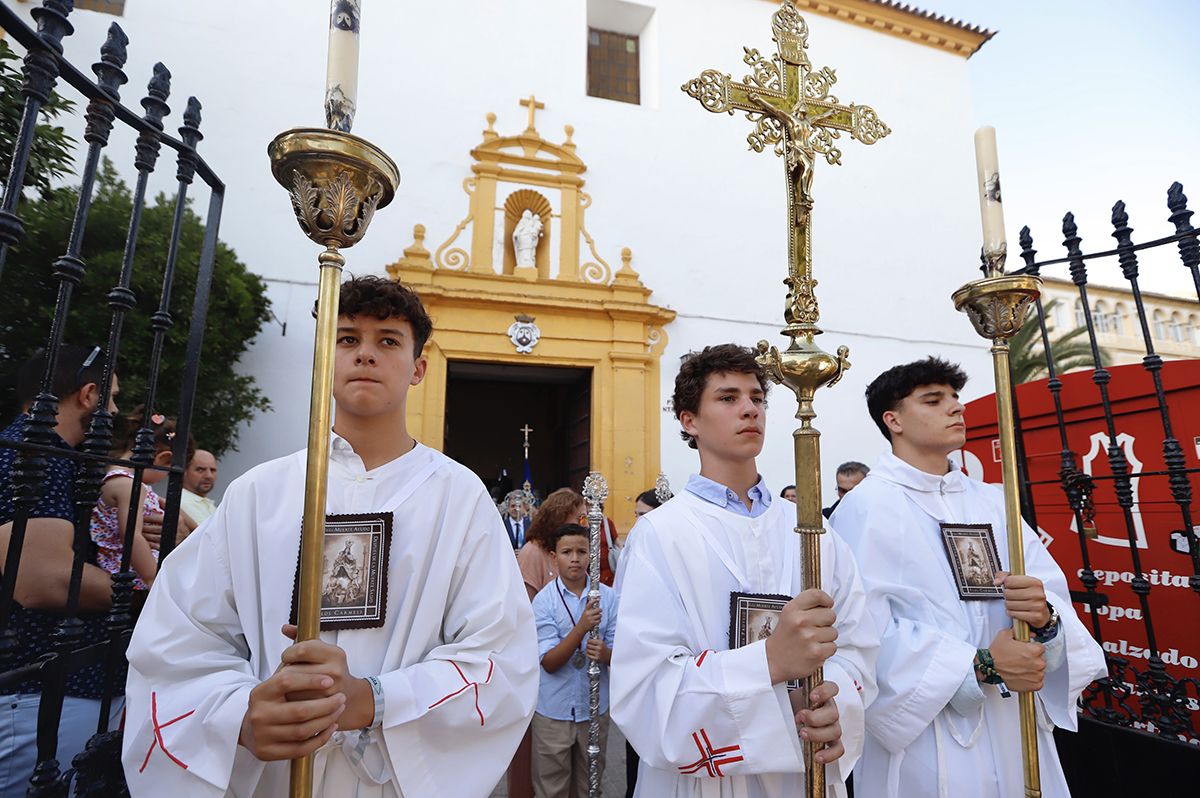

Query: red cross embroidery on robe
[
  {"left": 678, "top": 728, "right": 744, "bottom": 777},
  {"left": 139, "top": 691, "right": 195, "bottom": 773},
  {"left": 427, "top": 658, "right": 495, "bottom": 726}
]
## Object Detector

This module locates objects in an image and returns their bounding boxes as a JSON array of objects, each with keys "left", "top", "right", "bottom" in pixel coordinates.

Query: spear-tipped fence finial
[
  {"left": 1110, "top": 200, "right": 1140, "bottom": 281},
  {"left": 1167, "top": 182, "right": 1200, "bottom": 300},
  {"left": 1018, "top": 226, "right": 1038, "bottom": 275}
]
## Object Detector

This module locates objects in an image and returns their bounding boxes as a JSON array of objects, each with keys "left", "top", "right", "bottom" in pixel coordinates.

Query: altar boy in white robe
[
  {"left": 832, "top": 356, "right": 1107, "bottom": 798},
  {"left": 611, "top": 343, "right": 878, "bottom": 798},
  {"left": 122, "top": 276, "right": 539, "bottom": 797}
]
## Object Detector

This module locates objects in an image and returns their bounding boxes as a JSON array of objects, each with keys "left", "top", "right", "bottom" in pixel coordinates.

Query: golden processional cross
[
  {"left": 682, "top": 4, "right": 889, "bottom": 797},
  {"left": 682, "top": 0, "right": 889, "bottom": 335}
]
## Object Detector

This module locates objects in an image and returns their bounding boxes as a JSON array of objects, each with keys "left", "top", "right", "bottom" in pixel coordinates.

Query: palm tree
[{"left": 1010, "top": 299, "right": 1110, "bottom": 384}]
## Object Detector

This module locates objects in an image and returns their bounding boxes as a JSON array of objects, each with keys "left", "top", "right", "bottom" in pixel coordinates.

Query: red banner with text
[{"left": 960, "top": 359, "right": 1200, "bottom": 742}]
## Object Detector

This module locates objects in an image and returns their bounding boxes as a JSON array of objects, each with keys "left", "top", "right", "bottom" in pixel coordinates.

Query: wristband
[
  {"left": 974, "top": 649, "right": 1011, "bottom": 698},
  {"left": 365, "top": 675, "right": 385, "bottom": 729}
]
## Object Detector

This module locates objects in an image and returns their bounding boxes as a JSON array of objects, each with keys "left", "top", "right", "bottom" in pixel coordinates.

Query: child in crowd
[
  {"left": 518, "top": 487, "right": 585, "bottom": 600},
  {"left": 90, "top": 408, "right": 191, "bottom": 589},
  {"left": 531, "top": 523, "right": 618, "bottom": 798}
]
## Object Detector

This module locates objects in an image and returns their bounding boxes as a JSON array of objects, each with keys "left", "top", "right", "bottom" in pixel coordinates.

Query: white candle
[
  {"left": 325, "top": 0, "right": 361, "bottom": 132},
  {"left": 974, "top": 125, "right": 1007, "bottom": 261}
]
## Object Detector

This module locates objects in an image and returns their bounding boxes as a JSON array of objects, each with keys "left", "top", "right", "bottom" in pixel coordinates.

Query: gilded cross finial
[
  {"left": 519, "top": 95, "right": 545, "bottom": 133},
  {"left": 681, "top": 0, "right": 889, "bottom": 339},
  {"left": 520, "top": 423, "right": 533, "bottom": 457}
]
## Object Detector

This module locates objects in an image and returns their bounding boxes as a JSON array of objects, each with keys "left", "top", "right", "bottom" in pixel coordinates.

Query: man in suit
[{"left": 502, "top": 489, "right": 530, "bottom": 551}]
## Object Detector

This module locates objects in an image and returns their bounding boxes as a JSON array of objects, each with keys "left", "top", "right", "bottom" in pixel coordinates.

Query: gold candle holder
[
  {"left": 267, "top": 127, "right": 399, "bottom": 798},
  {"left": 952, "top": 269, "right": 1043, "bottom": 798}
]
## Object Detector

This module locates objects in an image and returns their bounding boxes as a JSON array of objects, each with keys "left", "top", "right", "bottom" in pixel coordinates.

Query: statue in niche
[{"left": 512, "top": 209, "right": 544, "bottom": 268}]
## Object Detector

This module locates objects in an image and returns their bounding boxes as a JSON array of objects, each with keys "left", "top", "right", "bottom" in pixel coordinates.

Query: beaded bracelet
[{"left": 974, "top": 649, "right": 1011, "bottom": 698}]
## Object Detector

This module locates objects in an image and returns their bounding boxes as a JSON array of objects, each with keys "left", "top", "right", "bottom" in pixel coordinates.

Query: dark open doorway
[{"left": 443, "top": 361, "right": 592, "bottom": 502}]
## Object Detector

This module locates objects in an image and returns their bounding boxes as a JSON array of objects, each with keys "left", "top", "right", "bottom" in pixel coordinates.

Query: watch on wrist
[{"left": 1031, "top": 603, "right": 1059, "bottom": 641}]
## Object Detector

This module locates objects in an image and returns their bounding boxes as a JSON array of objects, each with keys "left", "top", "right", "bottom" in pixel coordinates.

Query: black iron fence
[
  {"left": 1010, "top": 183, "right": 1200, "bottom": 780},
  {"left": 0, "top": 0, "right": 223, "bottom": 794}
]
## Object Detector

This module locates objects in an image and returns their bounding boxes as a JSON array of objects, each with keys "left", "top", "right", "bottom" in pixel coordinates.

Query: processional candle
[
  {"left": 974, "top": 125, "right": 1007, "bottom": 263},
  {"left": 325, "top": 0, "right": 361, "bottom": 131}
]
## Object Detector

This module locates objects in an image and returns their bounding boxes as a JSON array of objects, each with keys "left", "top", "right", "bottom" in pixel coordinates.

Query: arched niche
[{"left": 502, "top": 189, "right": 553, "bottom": 278}]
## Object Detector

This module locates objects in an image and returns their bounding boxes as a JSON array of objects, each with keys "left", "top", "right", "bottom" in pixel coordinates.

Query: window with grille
[{"left": 588, "top": 28, "right": 640, "bottom": 105}]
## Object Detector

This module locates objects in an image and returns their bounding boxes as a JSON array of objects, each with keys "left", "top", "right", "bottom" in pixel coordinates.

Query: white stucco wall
[{"left": 27, "top": 0, "right": 996, "bottom": 504}]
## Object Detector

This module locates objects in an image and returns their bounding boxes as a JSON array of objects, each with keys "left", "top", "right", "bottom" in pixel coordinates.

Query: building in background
[
  {"left": 14, "top": 0, "right": 1002, "bottom": 524},
  {"left": 1040, "top": 276, "right": 1200, "bottom": 366}
]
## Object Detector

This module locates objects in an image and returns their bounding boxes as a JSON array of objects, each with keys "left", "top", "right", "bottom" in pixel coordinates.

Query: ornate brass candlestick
[
  {"left": 682, "top": 4, "right": 888, "bottom": 795},
  {"left": 953, "top": 264, "right": 1043, "bottom": 798},
  {"left": 267, "top": 127, "right": 399, "bottom": 798}
]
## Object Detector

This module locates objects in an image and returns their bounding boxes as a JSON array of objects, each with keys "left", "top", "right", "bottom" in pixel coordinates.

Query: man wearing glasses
[{"left": 822, "top": 461, "right": 870, "bottom": 520}]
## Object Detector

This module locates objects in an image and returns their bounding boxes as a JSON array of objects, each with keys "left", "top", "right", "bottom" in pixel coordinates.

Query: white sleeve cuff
[
  {"left": 718, "top": 638, "right": 774, "bottom": 697},
  {"left": 1041, "top": 618, "right": 1068, "bottom": 672},
  {"left": 378, "top": 666, "right": 419, "bottom": 728},
  {"left": 948, "top": 664, "right": 986, "bottom": 714}
]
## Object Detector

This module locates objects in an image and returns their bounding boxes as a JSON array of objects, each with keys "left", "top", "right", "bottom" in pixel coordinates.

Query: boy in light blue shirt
[{"left": 530, "top": 523, "right": 619, "bottom": 798}]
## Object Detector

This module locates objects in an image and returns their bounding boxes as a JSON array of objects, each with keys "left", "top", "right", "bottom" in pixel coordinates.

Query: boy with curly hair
[{"left": 124, "top": 276, "right": 538, "bottom": 797}]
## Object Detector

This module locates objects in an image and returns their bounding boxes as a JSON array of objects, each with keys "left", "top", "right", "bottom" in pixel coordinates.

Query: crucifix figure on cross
[{"left": 682, "top": 0, "right": 889, "bottom": 335}]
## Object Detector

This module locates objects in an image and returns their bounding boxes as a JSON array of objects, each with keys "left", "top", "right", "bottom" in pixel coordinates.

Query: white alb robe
[
  {"left": 122, "top": 438, "right": 539, "bottom": 797},
  {"left": 611, "top": 488, "right": 878, "bottom": 798},
  {"left": 831, "top": 452, "right": 1107, "bottom": 798}
]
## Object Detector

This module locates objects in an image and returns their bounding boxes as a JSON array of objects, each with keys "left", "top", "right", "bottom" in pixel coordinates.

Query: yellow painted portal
[{"left": 387, "top": 99, "right": 675, "bottom": 531}]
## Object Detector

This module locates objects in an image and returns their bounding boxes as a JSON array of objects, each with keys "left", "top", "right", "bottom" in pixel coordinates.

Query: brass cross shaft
[{"left": 681, "top": 0, "right": 889, "bottom": 338}]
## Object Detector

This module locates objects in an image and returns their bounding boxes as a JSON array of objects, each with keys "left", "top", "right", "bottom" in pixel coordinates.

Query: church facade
[{"left": 28, "top": 0, "right": 998, "bottom": 529}]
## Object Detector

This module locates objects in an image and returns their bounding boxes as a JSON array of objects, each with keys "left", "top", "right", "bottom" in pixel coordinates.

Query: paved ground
[{"left": 490, "top": 722, "right": 629, "bottom": 797}]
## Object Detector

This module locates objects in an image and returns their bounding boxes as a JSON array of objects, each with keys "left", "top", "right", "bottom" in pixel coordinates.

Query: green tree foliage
[
  {"left": 0, "top": 38, "right": 271, "bottom": 457},
  {"left": 0, "top": 39, "right": 76, "bottom": 197},
  {"left": 1010, "top": 299, "right": 1110, "bottom": 384},
  {"left": 0, "top": 159, "right": 272, "bottom": 457}
]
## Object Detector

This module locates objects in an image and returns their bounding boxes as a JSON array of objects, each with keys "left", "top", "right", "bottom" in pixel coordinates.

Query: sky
[{"left": 918, "top": 0, "right": 1198, "bottom": 297}]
